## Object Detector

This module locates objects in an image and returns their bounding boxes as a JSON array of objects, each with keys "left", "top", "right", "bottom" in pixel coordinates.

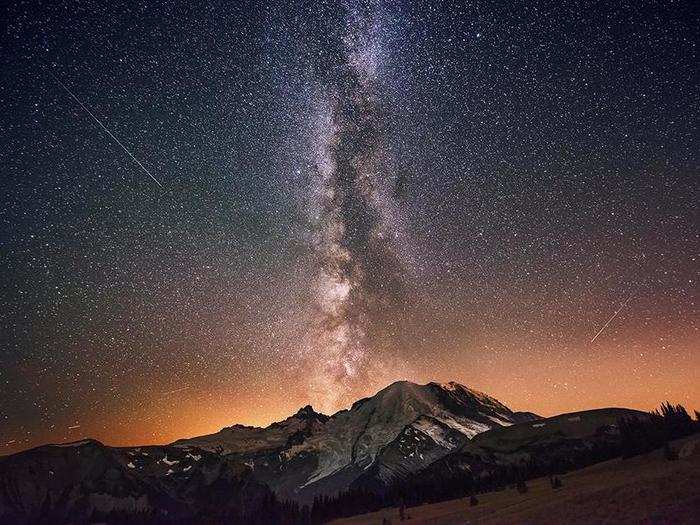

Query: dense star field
[{"left": 1, "top": 0, "right": 697, "bottom": 455}]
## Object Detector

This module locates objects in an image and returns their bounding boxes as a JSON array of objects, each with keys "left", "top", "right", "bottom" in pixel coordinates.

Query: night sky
[{"left": 1, "top": 0, "right": 697, "bottom": 455}]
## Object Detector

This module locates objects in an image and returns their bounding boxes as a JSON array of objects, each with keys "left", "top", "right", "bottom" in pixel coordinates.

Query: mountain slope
[
  {"left": 0, "top": 439, "right": 271, "bottom": 523},
  {"left": 351, "top": 415, "right": 472, "bottom": 492}
]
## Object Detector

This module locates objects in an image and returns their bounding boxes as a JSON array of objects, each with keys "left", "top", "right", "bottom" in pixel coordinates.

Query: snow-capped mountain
[
  {"left": 2, "top": 380, "right": 654, "bottom": 523},
  {"left": 174, "top": 380, "right": 538, "bottom": 500},
  {"left": 0, "top": 380, "right": 545, "bottom": 522}
]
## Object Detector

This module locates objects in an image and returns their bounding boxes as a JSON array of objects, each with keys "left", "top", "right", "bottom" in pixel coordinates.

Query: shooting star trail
[
  {"left": 49, "top": 70, "right": 163, "bottom": 188},
  {"left": 590, "top": 292, "right": 636, "bottom": 343}
]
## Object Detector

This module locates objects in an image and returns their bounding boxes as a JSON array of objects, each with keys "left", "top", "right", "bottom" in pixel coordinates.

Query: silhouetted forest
[{"left": 618, "top": 402, "right": 696, "bottom": 458}]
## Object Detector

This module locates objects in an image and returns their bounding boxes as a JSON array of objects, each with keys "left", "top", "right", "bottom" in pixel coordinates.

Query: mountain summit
[{"left": 174, "top": 380, "right": 535, "bottom": 500}]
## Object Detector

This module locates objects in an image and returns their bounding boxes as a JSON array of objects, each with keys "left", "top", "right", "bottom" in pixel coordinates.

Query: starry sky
[{"left": 1, "top": 0, "right": 697, "bottom": 455}]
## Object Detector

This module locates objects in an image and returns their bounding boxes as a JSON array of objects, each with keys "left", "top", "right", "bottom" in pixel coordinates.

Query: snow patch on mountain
[{"left": 412, "top": 417, "right": 460, "bottom": 449}]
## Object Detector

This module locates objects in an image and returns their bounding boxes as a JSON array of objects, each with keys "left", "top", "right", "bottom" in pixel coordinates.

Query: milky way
[{"left": 303, "top": 1, "right": 409, "bottom": 410}]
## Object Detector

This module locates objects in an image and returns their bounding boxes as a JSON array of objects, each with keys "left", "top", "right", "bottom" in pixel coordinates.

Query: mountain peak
[
  {"left": 295, "top": 405, "right": 321, "bottom": 419},
  {"left": 436, "top": 380, "right": 462, "bottom": 391},
  {"left": 382, "top": 379, "right": 469, "bottom": 393}
]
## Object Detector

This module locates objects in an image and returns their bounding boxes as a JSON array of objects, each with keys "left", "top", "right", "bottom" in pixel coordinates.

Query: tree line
[{"left": 618, "top": 402, "right": 696, "bottom": 458}]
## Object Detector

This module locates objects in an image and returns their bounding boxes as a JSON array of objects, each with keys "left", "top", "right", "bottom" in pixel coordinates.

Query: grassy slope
[{"left": 332, "top": 435, "right": 700, "bottom": 524}]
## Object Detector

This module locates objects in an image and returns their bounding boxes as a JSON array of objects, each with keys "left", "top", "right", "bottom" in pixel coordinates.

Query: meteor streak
[
  {"left": 590, "top": 291, "right": 636, "bottom": 343},
  {"left": 49, "top": 70, "right": 163, "bottom": 188}
]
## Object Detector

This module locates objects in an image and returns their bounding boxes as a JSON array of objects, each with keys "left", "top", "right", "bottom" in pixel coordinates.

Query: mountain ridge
[
  {"left": 0, "top": 379, "right": 651, "bottom": 523},
  {"left": 172, "top": 379, "right": 533, "bottom": 500}
]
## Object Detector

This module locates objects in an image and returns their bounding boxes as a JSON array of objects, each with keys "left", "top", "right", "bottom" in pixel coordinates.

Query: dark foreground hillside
[{"left": 332, "top": 435, "right": 700, "bottom": 524}]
